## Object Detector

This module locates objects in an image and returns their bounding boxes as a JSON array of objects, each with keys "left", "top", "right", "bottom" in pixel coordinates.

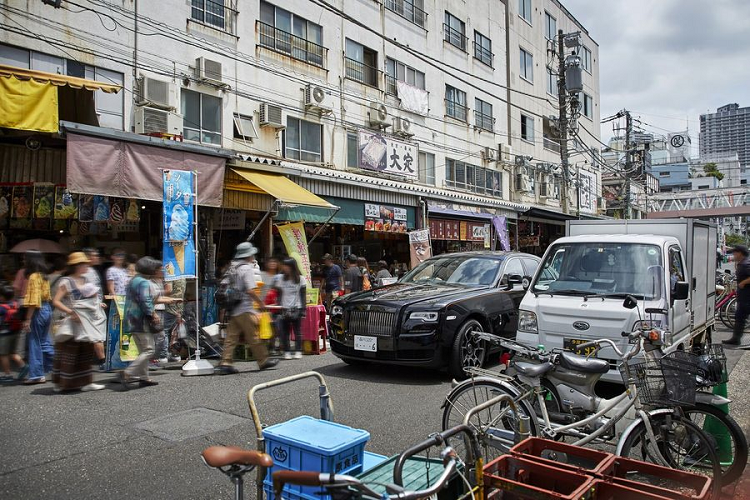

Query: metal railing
[
  {"left": 257, "top": 21, "right": 327, "bottom": 68},
  {"left": 190, "top": 0, "right": 237, "bottom": 34},
  {"left": 474, "top": 110, "right": 494, "bottom": 131},
  {"left": 473, "top": 41, "right": 493, "bottom": 67},
  {"left": 385, "top": 74, "right": 398, "bottom": 95},
  {"left": 445, "top": 99, "right": 468, "bottom": 121},
  {"left": 384, "top": 0, "right": 427, "bottom": 28},
  {"left": 543, "top": 135, "right": 561, "bottom": 153},
  {"left": 344, "top": 57, "right": 381, "bottom": 88},
  {"left": 443, "top": 23, "right": 468, "bottom": 52}
]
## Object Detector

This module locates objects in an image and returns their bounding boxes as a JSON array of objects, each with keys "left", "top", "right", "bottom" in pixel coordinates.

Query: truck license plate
[
  {"left": 354, "top": 335, "right": 377, "bottom": 352},
  {"left": 564, "top": 338, "right": 597, "bottom": 357}
]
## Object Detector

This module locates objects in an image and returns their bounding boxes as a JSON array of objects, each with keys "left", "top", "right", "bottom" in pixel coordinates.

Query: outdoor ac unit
[
  {"left": 259, "top": 103, "right": 284, "bottom": 128},
  {"left": 134, "top": 106, "right": 183, "bottom": 135},
  {"left": 539, "top": 175, "right": 555, "bottom": 198},
  {"left": 195, "top": 57, "right": 223, "bottom": 85},
  {"left": 499, "top": 144, "right": 513, "bottom": 162},
  {"left": 393, "top": 116, "right": 413, "bottom": 137},
  {"left": 516, "top": 173, "right": 532, "bottom": 193},
  {"left": 304, "top": 84, "right": 332, "bottom": 112},
  {"left": 140, "top": 77, "right": 172, "bottom": 110},
  {"left": 482, "top": 146, "right": 497, "bottom": 162},
  {"left": 369, "top": 101, "right": 390, "bottom": 128}
]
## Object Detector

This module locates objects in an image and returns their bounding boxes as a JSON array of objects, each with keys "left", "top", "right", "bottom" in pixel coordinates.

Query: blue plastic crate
[{"left": 262, "top": 416, "right": 370, "bottom": 499}]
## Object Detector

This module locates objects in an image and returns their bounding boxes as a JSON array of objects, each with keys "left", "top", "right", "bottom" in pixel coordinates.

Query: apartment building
[{"left": 700, "top": 103, "right": 750, "bottom": 171}]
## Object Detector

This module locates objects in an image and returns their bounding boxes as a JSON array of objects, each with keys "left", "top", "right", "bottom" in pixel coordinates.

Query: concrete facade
[{"left": 700, "top": 103, "right": 750, "bottom": 171}]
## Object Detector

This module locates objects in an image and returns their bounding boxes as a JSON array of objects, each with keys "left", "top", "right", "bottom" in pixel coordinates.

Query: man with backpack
[
  {"left": 215, "top": 242, "right": 279, "bottom": 375},
  {"left": 0, "top": 284, "right": 28, "bottom": 383}
]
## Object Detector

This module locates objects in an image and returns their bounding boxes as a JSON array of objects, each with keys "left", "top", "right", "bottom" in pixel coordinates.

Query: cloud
[{"left": 563, "top": 0, "right": 750, "bottom": 148}]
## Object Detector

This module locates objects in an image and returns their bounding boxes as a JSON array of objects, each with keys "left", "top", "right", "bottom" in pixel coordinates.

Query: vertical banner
[
  {"left": 409, "top": 229, "right": 432, "bottom": 268},
  {"left": 277, "top": 222, "right": 312, "bottom": 285},
  {"left": 163, "top": 170, "right": 196, "bottom": 281},
  {"left": 492, "top": 216, "right": 511, "bottom": 252}
]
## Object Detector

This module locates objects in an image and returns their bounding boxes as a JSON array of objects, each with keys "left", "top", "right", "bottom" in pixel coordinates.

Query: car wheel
[{"left": 449, "top": 319, "right": 486, "bottom": 379}]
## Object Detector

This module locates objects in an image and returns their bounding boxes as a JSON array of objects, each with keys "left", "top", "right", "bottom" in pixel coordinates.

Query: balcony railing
[
  {"left": 474, "top": 111, "right": 494, "bottom": 131},
  {"left": 345, "top": 57, "right": 381, "bottom": 88},
  {"left": 443, "top": 24, "right": 468, "bottom": 52},
  {"left": 543, "top": 135, "right": 561, "bottom": 153},
  {"left": 190, "top": 0, "right": 237, "bottom": 34},
  {"left": 473, "top": 41, "right": 493, "bottom": 67},
  {"left": 385, "top": 74, "right": 397, "bottom": 95},
  {"left": 258, "top": 21, "right": 327, "bottom": 68},
  {"left": 445, "top": 99, "right": 468, "bottom": 121},
  {"left": 384, "top": 0, "right": 427, "bottom": 28}
]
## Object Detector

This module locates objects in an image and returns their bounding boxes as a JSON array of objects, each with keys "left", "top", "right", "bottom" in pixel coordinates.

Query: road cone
[{"left": 702, "top": 381, "right": 733, "bottom": 464}]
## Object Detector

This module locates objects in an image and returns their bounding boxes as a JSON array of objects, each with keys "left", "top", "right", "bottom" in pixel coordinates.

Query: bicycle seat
[
  {"left": 201, "top": 446, "right": 273, "bottom": 469},
  {"left": 559, "top": 352, "right": 609, "bottom": 374},
  {"left": 514, "top": 361, "right": 553, "bottom": 377}
]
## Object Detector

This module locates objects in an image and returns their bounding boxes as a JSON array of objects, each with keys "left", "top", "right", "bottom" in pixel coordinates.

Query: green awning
[{"left": 277, "top": 196, "right": 416, "bottom": 228}]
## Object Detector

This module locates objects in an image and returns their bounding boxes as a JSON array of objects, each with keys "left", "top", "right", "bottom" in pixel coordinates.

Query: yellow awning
[
  {"left": 230, "top": 169, "right": 335, "bottom": 209},
  {"left": 0, "top": 64, "right": 122, "bottom": 93}
]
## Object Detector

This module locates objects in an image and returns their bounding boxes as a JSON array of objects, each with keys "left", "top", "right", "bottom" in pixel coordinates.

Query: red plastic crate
[
  {"left": 592, "top": 479, "right": 676, "bottom": 500},
  {"left": 510, "top": 438, "right": 613, "bottom": 475},
  {"left": 599, "top": 456, "right": 712, "bottom": 500},
  {"left": 483, "top": 455, "right": 596, "bottom": 500}
]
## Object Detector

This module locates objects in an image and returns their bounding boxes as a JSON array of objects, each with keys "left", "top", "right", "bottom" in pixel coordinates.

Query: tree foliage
[{"left": 703, "top": 162, "right": 724, "bottom": 181}]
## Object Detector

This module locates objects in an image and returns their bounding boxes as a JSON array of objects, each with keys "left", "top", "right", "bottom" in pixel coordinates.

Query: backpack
[
  {"left": 0, "top": 301, "right": 21, "bottom": 335},
  {"left": 215, "top": 263, "right": 248, "bottom": 311}
]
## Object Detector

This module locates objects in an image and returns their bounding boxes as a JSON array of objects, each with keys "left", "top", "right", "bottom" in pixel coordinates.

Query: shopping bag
[{"left": 258, "top": 312, "right": 273, "bottom": 340}]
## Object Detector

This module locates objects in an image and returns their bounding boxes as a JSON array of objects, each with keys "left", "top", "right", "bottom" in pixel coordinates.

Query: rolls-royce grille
[{"left": 347, "top": 310, "right": 397, "bottom": 337}]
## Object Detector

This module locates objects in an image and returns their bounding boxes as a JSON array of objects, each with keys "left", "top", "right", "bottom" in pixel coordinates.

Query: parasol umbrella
[{"left": 10, "top": 239, "right": 65, "bottom": 254}]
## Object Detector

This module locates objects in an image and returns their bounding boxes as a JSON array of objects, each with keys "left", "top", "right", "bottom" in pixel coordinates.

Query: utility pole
[
  {"left": 624, "top": 110, "right": 633, "bottom": 219},
  {"left": 557, "top": 29, "right": 570, "bottom": 214}
]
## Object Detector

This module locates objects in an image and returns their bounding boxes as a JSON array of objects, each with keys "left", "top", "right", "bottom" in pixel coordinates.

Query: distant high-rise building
[{"left": 700, "top": 103, "right": 750, "bottom": 170}]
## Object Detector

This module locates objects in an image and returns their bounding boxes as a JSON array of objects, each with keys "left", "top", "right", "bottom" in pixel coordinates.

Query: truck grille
[{"left": 347, "top": 310, "right": 397, "bottom": 337}]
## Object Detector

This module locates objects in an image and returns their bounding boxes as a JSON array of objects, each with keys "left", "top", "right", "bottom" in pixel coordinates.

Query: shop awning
[
  {"left": 0, "top": 64, "right": 121, "bottom": 133},
  {"left": 230, "top": 169, "right": 335, "bottom": 209},
  {"left": 524, "top": 207, "right": 577, "bottom": 222}
]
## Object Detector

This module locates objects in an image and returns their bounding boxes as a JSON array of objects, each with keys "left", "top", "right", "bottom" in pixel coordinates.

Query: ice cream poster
[
  {"left": 11, "top": 186, "right": 32, "bottom": 219},
  {"left": 54, "top": 187, "right": 78, "bottom": 220},
  {"left": 78, "top": 195, "right": 94, "bottom": 222},
  {"left": 162, "top": 170, "right": 196, "bottom": 281},
  {"left": 0, "top": 186, "right": 11, "bottom": 220},
  {"left": 93, "top": 196, "right": 110, "bottom": 222},
  {"left": 33, "top": 183, "right": 54, "bottom": 219}
]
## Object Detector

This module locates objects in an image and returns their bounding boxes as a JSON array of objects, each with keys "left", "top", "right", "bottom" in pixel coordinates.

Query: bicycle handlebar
[
  {"left": 576, "top": 335, "right": 642, "bottom": 362},
  {"left": 393, "top": 425, "right": 476, "bottom": 485}
]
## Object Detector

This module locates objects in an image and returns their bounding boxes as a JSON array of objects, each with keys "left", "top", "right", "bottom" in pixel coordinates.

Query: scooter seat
[
  {"left": 514, "top": 361, "right": 554, "bottom": 378},
  {"left": 559, "top": 351, "right": 610, "bottom": 374}
]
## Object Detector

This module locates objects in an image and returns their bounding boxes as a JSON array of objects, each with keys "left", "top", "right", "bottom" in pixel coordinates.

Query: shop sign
[
  {"left": 213, "top": 209, "right": 246, "bottom": 230},
  {"left": 471, "top": 224, "right": 487, "bottom": 241},
  {"left": 278, "top": 222, "right": 313, "bottom": 285},
  {"left": 579, "top": 170, "right": 598, "bottom": 214},
  {"left": 358, "top": 130, "right": 418, "bottom": 179},
  {"left": 409, "top": 229, "right": 432, "bottom": 268},
  {"left": 364, "top": 203, "right": 408, "bottom": 233},
  {"left": 162, "top": 170, "right": 196, "bottom": 281}
]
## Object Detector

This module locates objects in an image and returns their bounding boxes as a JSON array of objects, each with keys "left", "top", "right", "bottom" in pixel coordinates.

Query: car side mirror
[
  {"left": 673, "top": 281, "right": 689, "bottom": 301},
  {"left": 507, "top": 274, "right": 525, "bottom": 290}
]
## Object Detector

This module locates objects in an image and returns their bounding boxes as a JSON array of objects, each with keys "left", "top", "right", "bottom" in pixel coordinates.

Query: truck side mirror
[
  {"left": 673, "top": 281, "right": 690, "bottom": 301},
  {"left": 623, "top": 296, "right": 638, "bottom": 309}
]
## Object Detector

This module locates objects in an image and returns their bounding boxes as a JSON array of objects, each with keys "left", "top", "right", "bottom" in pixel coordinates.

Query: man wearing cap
[
  {"left": 322, "top": 254, "right": 343, "bottom": 311},
  {"left": 216, "top": 242, "right": 279, "bottom": 374},
  {"left": 725, "top": 245, "right": 750, "bottom": 346}
]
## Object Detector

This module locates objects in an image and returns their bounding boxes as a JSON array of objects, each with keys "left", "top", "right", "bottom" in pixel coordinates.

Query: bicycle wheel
[
  {"left": 619, "top": 412, "right": 723, "bottom": 491},
  {"left": 684, "top": 403, "right": 748, "bottom": 485},
  {"left": 723, "top": 297, "right": 737, "bottom": 329},
  {"left": 442, "top": 380, "right": 538, "bottom": 465}
]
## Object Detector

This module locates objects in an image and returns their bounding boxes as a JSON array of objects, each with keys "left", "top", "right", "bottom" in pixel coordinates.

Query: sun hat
[
  {"left": 235, "top": 242, "right": 258, "bottom": 259},
  {"left": 67, "top": 252, "right": 91, "bottom": 266}
]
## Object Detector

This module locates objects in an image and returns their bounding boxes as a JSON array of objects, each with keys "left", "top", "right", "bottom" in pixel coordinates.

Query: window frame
[
  {"left": 384, "top": 0, "right": 427, "bottom": 29},
  {"left": 284, "top": 116, "right": 323, "bottom": 162},
  {"left": 521, "top": 114, "right": 535, "bottom": 143},
  {"left": 418, "top": 151, "right": 436, "bottom": 186},
  {"left": 581, "top": 46, "right": 592, "bottom": 73},
  {"left": 473, "top": 30, "right": 493, "bottom": 67},
  {"left": 182, "top": 88, "right": 223, "bottom": 146},
  {"left": 443, "top": 11, "right": 467, "bottom": 52},
  {"left": 581, "top": 92, "right": 593, "bottom": 119},
  {"left": 258, "top": 1, "right": 325, "bottom": 68},
  {"left": 345, "top": 39, "right": 380, "bottom": 87},
  {"left": 445, "top": 158, "right": 502, "bottom": 197},
  {"left": 544, "top": 11, "right": 557, "bottom": 40},
  {"left": 445, "top": 84, "right": 468, "bottom": 122},
  {"left": 347, "top": 131, "right": 358, "bottom": 168},
  {"left": 546, "top": 66, "right": 557, "bottom": 96},
  {"left": 385, "top": 57, "right": 426, "bottom": 94},
  {"left": 519, "top": 0, "right": 532, "bottom": 25},
  {"left": 519, "top": 47, "right": 534, "bottom": 83},
  {"left": 233, "top": 113, "right": 258, "bottom": 140},
  {"left": 190, "top": 0, "right": 236, "bottom": 34},
  {"left": 474, "top": 97, "right": 494, "bottom": 132}
]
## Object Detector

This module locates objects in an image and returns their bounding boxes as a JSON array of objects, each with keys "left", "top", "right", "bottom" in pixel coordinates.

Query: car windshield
[
  {"left": 532, "top": 243, "right": 663, "bottom": 300},
  {"left": 402, "top": 256, "right": 502, "bottom": 287}
]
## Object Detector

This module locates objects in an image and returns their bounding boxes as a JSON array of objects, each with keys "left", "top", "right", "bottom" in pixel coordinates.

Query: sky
[{"left": 563, "top": 0, "right": 750, "bottom": 152}]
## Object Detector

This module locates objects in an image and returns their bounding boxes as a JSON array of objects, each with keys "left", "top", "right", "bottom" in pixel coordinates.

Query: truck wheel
[{"left": 449, "top": 319, "right": 486, "bottom": 379}]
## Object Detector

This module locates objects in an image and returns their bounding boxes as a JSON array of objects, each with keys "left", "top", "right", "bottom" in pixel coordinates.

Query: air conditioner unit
[
  {"left": 140, "top": 77, "right": 172, "bottom": 110},
  {"left": 482, "top": 146, "right": 497, "bottom": 162},
  {"left": 369, "top": 101, "right": 390, "bottom": 128},
  {"left": 515, "top": 173, "right": 532, "bottom": 193},
  {"left": 499, "top": 144, "right": 513, "bottom": 162},
  {"left": 259, "top": 103, "right": 284, "bottom": 129},
  {"left": 195, "top": 57, "right": 223, "bottom": 85},
  {"left": 539, "top": 175, "right": 555, "bottom": 198},
  {"left": 134, "top": 106, "right": 183, "bottom": 135},
  {"left": 304, "top": 84, "right": 332, "bottom": 112},
  {"left": 393, "top": 116, "right": 413, "bottom": 137}
]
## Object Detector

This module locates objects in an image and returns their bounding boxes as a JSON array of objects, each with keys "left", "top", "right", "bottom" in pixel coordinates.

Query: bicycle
[{"left": 201, "top": 446, "right": 274, "bottom": 500}]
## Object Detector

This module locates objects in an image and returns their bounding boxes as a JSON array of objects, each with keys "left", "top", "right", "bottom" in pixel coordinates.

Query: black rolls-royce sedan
[{"left": 329, "top": 251, "right": 540, "bottom": 377}]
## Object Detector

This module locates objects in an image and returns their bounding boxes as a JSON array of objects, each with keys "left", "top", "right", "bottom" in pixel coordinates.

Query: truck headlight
[
  {"left": 518, "top": 310, "right": 538, "bottom": 333},
  {"left": 331, "top": 305, "right": 343, "bottom": 316},
  {"left": 410, "top": 311, "right": 439, "bottom": 322}
]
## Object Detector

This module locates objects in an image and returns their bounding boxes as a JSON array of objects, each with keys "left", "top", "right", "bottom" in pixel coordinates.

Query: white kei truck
[{"left": 516, "top": 219, "right": 717, "bottom": 383}]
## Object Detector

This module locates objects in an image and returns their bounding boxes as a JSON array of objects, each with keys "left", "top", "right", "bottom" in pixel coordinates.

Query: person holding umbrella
[{"left": 21, "top": 251, "right": 54, "bottom": 384}]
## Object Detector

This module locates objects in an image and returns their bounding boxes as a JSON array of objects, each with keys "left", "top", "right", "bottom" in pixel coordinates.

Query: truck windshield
[
  {"left": 532, "top": 243, "right": 663, "bottom": 300},
  {"left": 402, "top": 256, "right": 502, "bottom": 287}
]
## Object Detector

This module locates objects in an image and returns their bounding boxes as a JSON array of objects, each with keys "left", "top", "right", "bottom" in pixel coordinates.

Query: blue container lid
[{"left": 263, "top": 416, "right": 370, "bottom": 454}]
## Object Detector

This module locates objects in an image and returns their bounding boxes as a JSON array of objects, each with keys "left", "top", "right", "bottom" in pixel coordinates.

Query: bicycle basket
[
  {"left": 620, "top": 351, "right": 699, "bottom": 407},
  {"left": 693, "top": 344, "right": 728, "bottom": 387}
]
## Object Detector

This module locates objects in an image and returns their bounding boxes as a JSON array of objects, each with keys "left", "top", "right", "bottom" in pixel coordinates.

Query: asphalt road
[{"left": 1, "top": 327, "right": 746, "bottom": 500}]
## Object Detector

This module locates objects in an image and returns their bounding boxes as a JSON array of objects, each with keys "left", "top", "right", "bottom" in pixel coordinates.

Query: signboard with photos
[
  {"left": 357, "top": 130, "right": 418, "bottom": 179},
  {"left": 364, "top": 203, "right": 408, "bottom": 233}
]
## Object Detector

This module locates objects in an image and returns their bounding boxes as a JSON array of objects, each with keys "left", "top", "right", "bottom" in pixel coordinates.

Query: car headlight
[
  {"left": 633, "top": 319, "right": 662, "bottom": 331},
  {"left": 331, "top": 305, "right": 343, "bottom": 316},
  {"left": 410, "top": 311, "right": 439, "bottom": 322},
  {"left": 518, "top": 310, "right": 538, "bottom": 333}
]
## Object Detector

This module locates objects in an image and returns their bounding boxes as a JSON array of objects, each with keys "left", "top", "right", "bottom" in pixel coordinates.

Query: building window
[
  {"left": 93, "top": 68, "right": 125, "bottom": 129},
  {"left": 419, "top": 152, "right": 436, "bottom": 185},
  {"left": 233, "top": 113, "right": 258, "bottom": 140},
  {"left": 182, "top": 89, "right": 222, "bottom": 145},
  {"left": 581, "top": 93, "right": 593, "bottom": 119},
  {"left": 545, "top": 11, "right": 556, "bottom": 40},
  {"left": 345, "top": 39, "right": 379, "bottom": 87},
  {"left": 546, "top": 67, "right": 557, "bottom": 96},
  {"left": 285, "top": 117, "right": 322, "bottom": 162},
  {"left": 445, "top": 85, "right": 467, "bottom": 121},
  {"left": 519, "top": 48, "right": 533, "bottom": 82},
  {"left": 347, "top": 132, "right": 358, "bottom": 168},
  {"left": 521, "top": 114, "right": 534, "bottom": 142},
  {"left": 443, "top": 12, "right": 467, "bottom": 51},
  {"left": 446, "top": 158, "right": 502, "bottom": 197},
  {"left": 659, "top": 171, "right": 670, "bottom": 177},
  {"left": 474, "top": 98, "right": 494, "bottom": 131},
  {"left": 519, "top": 0, "right": 532, "bottom": 24},
  {"left": 259, "top": 1, "right": 325, "bottom": 67},
  {"left": 473, "top": 31, "right": 493, "bottom": 67},
  {"left": 385, "top": 58, "right": 425, "bottom": 95},
  {"left": 384, "top": 0, "right": 426, "bottom": 28},
  {"left": 581, "top": 46, "right": 592, "bottom": 73},
  {"left": 191, "top": 0, "right": 236, "bottom": 33}
]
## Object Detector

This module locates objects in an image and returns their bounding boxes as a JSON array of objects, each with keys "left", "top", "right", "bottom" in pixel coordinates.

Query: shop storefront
[
  {"left": 427, "top": 201, "right": 517, "bottom": 255},
  {"left": 516, "top": 207, "right": 576, "bottom": 255}
]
